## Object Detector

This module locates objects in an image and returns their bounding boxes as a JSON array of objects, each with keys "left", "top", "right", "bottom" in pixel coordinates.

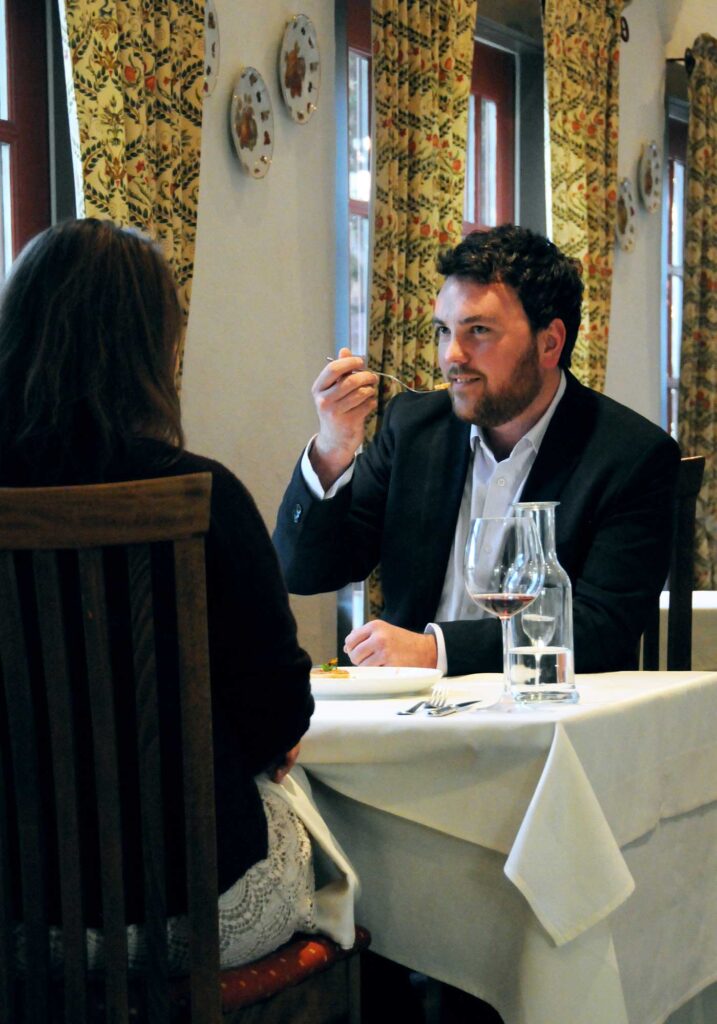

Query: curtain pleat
[
  {"left": 59, "top": 0, "right": 205, "bottom": 382},
  {"left": 544, "top": 0, "right": 623, "bottom": 392},
  {"left": 678, "top": 34, "right": 717, "bottom": 588}
]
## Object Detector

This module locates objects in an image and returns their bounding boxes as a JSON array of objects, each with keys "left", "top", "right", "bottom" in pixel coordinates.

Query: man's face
[{"left": 434, "top": 276, "right": 545, "bottom": 428}]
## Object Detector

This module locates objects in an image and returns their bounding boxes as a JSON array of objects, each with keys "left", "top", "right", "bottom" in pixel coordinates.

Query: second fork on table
[{"left": 397, "top": 681, "right": 447, "bottom": 715}]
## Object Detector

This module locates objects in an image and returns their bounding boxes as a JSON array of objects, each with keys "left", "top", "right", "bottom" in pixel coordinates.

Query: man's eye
[
  {"left": 471, "top": 325, "right": 489, "bottom": 335},
  {"left": 434, "top": 325, "right": 449, "bottom": 338}
]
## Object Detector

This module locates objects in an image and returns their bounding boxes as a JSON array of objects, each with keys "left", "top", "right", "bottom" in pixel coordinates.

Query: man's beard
[{"left": 448, "top": 340, "right": 542, "bottom": 428}]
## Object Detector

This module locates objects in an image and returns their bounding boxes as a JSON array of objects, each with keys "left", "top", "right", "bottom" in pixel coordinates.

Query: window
[
  {"left": 346, "top": 0, "right": 372, "bottom": 355},
  {"left": 665, "top": 108, "right": 687, "bottom": 440},
  {"left": 0, "top": 0, "right": 51, "bottom": 280},
  {"left": 464, "top": 40, "right": 516, "bottom": 232}
]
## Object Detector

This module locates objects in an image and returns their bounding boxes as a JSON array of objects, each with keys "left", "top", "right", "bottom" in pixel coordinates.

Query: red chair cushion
[{"left": 171, "top": 926, "right": 370, "bottom": 1013}]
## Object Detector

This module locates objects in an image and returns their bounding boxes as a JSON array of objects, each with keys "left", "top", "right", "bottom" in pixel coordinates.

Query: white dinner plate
[{"left": 310, "top": 666, "right": 442, "bottom": 699}]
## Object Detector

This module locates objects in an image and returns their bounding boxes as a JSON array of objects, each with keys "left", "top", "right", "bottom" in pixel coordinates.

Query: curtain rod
[{"left": 667, "top": 48, "right": 695, "bottom": 75}]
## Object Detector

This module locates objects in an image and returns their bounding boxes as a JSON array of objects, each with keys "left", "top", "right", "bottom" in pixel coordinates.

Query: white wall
[
  {"left": 181, "top": 0, "right": 337, "bottom": 661},
  {"left": 605, "top": 0, "right": 715, "bottom": 421},
  {"left": 604, "top": 0, "right": 669, "bottom": 422},
  {"left": 667, "top": 0, "right": 716, "bottom": 55}
]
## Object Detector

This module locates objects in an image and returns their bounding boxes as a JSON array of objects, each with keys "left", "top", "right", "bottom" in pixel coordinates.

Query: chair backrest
[
  {"left": 642, "top": 455, "right": 706, "bottom": 670},
  {"left": 0, "top": 473, "right": 221, "bottom": 1024}
]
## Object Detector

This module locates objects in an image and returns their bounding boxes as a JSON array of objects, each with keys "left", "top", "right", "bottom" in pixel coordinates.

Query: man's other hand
[{"left": 344, "top": 621, "right": 438, "bottom": 668}]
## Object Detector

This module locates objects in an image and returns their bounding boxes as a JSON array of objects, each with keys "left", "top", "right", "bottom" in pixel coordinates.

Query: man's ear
[{"left": 539, "top": 318, "right": 566, "bottom": 369}]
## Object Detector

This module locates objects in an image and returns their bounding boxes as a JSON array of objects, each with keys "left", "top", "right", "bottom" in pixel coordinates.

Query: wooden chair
[
  {"left": 0, "top": 473, "right": 368, "bottom": 1024},
  {"left": 642, "top": 455, "right": 706, "bottom": 670}
]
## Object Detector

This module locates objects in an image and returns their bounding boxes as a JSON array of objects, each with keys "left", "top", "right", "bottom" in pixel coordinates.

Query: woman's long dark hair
[{"left": 0, "top": 218, "right": 185, "bottom": 482}]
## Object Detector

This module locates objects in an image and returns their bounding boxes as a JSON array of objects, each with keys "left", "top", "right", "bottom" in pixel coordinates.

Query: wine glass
[{"left": 463, "top": 516, "right": 544, "bottom": 698}]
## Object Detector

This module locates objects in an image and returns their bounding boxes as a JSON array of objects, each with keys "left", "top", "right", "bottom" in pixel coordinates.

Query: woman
[{"left": 0, "top": 218, "right": 335, "bottom": 970}]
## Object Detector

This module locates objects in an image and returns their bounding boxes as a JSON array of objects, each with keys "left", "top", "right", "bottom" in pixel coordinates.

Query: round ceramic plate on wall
[
  {"left": 638, "top": 140, "right": 662, "bottom": 213},
  {"left": 616, "top": 177, "right": 637, "bottom": 252},
  {"left": 229, "top": 68, "right": 274, "bottom": 178},
  {"left": 278, "top": 14, "right": 321, "bottom": 123},
  {"left": 203, "top": 0, "right": 219, "bottom": 97}
]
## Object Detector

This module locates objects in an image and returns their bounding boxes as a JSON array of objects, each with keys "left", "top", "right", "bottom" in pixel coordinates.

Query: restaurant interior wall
[
  {"left": 181, "top": 0, "right": 339, "bottom": 662},
  {"left": 179, "top": 0, "right": 710, "bottom": 663}
]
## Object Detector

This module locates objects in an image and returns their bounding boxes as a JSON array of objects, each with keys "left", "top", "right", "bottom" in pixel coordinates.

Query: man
[{"left": 274, "top": 225, "right": 680, "bottom": 675}]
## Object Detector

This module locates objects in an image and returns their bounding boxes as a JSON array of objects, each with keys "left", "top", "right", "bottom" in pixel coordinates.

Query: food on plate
[
  {"left": 311, "top": 657, "right": 351, "bottom": 679},
  {"left": 434, "top": 381, "right": 451, "bottom": 390}
]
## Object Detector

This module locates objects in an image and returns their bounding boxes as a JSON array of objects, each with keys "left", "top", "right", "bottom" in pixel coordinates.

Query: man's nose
[{"left": 442, "top": 334, "right": 468, "bottom": 364}]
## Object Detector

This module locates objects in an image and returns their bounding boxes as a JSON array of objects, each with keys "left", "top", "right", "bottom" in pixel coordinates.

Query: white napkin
[
  {"left": 505, "top": 723, "right": 635, "bottom": 946},
  {"left": 266, "top": 765, "right": 360, "bottom": 949}
]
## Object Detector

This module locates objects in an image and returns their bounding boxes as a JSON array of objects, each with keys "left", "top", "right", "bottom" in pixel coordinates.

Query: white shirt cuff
[
  {"left": 424, "top": 623, "right": 447, "bottom": 676},
  {"left": 300, "top": 436, "right": 356, "bottom": 500}
]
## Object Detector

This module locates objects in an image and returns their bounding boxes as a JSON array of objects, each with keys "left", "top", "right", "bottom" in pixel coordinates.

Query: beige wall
[
  {"left": 182, "top": 0, "right": 714, "bottom": 660},
  {"left": 182, "top": 0, "right": 337, "bottom": 661}
]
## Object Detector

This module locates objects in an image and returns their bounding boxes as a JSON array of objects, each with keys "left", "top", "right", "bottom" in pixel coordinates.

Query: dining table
[{"left": 300, "top": 670, "right": 717, "bottom": 1024}]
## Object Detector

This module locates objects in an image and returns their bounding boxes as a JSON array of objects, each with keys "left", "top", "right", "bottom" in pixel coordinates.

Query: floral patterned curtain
[
  {"left": 59, "top": 0, "right": 205, "bottom": 381},
  {"left": 544, "top": 0, "right": 623, "bottom": 392},
  {"left": 367, "top": 0, "right": 476, "bottom": 441},
  {"left": 678, "top": 34, "right": 717, "bottom": 588}
]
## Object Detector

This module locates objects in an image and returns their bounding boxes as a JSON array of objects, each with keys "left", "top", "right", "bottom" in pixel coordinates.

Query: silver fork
[
  {"left": 397, "top": 681, "right": 447, "bottom": 715},
  {"left": 326, "top": 357, "right": 448, "bottom": 395}
]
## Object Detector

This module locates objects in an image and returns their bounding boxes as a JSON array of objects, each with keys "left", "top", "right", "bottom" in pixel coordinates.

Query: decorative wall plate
[
  {"left": 230, "top": 68, "right": 274, "bottom": 178},
  {"left": 278, "top": 14, "right": 321, "bottom": 123},
  {"left": 616, "top": 177, "right": 637, "bottom": 252},
  {"left": 638, "top": 140, "right": 662, "bottom": 213},
  {"left": 203, "top": 0, "right": 220, "bottom": 97}
]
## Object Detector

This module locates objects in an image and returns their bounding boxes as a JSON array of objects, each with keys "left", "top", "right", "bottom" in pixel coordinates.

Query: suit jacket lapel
[{"left": 521, "top": 371, "right": 594, "bottom": 502}]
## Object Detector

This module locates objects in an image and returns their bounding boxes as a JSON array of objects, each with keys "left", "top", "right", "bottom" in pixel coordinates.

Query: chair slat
[
  {"left": 128, "top": 543, "right": 170, "bottom": 1022},
  {"left": 666, "top": 456, "right": 705, "bottom": 670},
  {"left": 642, "top": 455, "right": 706, "bottom": 671},
  {"left": 175, "top": 537, "right": 221, "bottom": 1024},
  {"left": 0, "top": 550, "right": 50, "bottom": 1024},
  {"left": 79, "top": 548, "right": 130, "bottom": 1024},
  {"left": 0, "top": 702, "right": 16, "bottom": 1024},
  {"left": 33, "top": 550, "right": 88, "bottom": 1024}
]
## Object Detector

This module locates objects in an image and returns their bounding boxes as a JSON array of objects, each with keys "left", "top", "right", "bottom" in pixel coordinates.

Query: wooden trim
[
  {"left": 4, "top": 0, "right": 50, "bottom": 255},
  {"left": 0, "top": 473, "right": 213, "bottom": 548}
]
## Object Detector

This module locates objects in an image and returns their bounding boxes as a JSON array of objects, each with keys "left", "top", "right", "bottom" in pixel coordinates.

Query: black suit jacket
[{"left": 274, "top": 372, "right": 681, "bottom": 675}]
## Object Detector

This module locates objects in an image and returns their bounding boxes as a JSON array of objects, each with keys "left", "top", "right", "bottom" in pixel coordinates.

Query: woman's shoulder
[{"left": 124, "top": 440, "right": 262, "bottom": 521}]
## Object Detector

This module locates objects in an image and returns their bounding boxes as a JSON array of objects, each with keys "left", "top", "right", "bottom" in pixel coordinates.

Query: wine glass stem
[{"left": 500, "top": 616, "right": 511, "bottom": 697}]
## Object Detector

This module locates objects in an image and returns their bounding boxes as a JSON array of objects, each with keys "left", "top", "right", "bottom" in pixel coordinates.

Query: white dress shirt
[{"left": 301, "top": 373, "right": 566, "bottom": 673}]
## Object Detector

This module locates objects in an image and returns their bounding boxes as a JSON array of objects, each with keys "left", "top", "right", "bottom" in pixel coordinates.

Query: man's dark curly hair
[{"left": 437, "top": 224, "right": 584, "bottom": 368}]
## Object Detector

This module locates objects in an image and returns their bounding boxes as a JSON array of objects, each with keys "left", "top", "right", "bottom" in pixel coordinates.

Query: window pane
[
  {"left": 349, "top": 211, "right": 369, "bottom": 353},
  {"left": 348, "top": 51, "right": 371, "bottom": 203},
  {"left": 0, "top": 0, "right": 7, "bottom": 120},
  {"left": 480, "top": 98, "right": 497, "bottom": 226},
  {"left": 669, "top": 273, "right": 683, "bottom": 379},
  {"left": 0, "top": 142, "right": 11, "bottom": 281},
  {"left": 463, "top": 95, "right": 476, "bottom": 224},
  {"left": 670, "top": 161, "right": 685, "bottom": 268}
]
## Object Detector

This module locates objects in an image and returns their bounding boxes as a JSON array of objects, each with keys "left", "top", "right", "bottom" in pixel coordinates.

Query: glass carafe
[{"left": 508, "top": 501, "right": 577, "bottom": 704}]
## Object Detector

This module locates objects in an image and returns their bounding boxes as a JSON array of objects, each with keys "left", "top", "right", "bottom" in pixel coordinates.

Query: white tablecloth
[
  {"left": 300, "top": 671, "right": 717, "bottom": 1024},
  {"left": 659, "top": 591, "right": 717, "bottom": 670}
]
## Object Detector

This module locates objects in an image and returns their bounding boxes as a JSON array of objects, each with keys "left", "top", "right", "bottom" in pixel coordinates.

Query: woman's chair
[
  {"left": 642, "top": 455, "right": 706, "bottom": 670},
  {"left": 0, "top": 473, "right": 367, "bottom": 1024}
]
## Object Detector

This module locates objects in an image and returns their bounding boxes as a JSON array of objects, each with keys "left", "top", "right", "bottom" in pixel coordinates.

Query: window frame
[{"left": 0, "top": 0, "right": 50, "bottom": 265}]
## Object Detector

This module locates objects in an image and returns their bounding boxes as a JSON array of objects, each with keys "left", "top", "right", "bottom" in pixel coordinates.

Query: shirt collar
[{"left": 470, "top": 370, "right": 566, "bottom": 458}]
